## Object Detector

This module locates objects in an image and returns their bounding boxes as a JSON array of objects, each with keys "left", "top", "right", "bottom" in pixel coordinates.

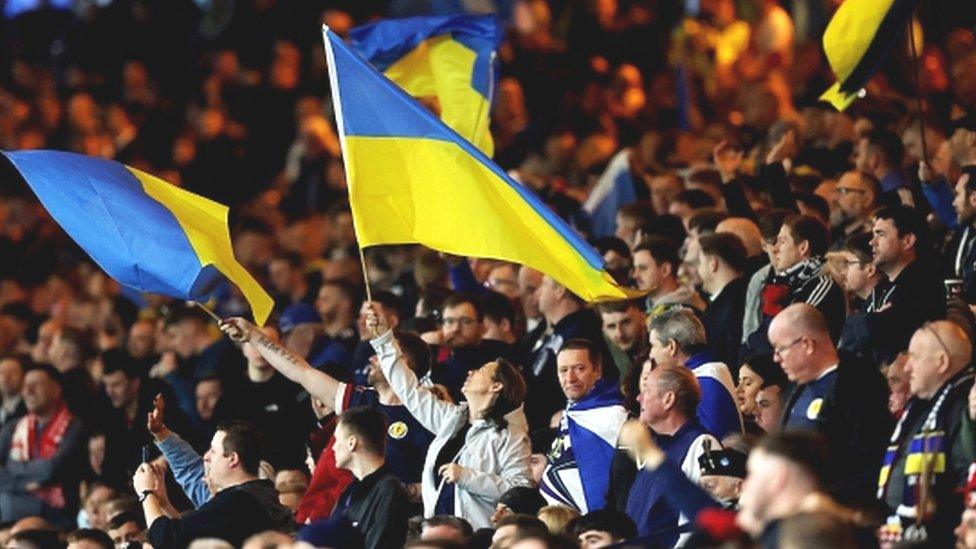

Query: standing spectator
[
  {"left": 540, "top": 340, "right": 627, "bottom": 513},
  {"left": 697, "top": 232, "right": 750, "bottom": 367},
  {"left": 648, "top": 307, "right": 743, "bottom": 437},
  {"left": 366, "top": 304, "right": 532, "bottom": 530},
  {"left": 597, "top": 299, "right": 647, "bottom": 376},
  {"left": 329, "top": 406, "right": 410, "bottom": 549},
  {"left": 0, "top": 364, "right": 85, "bottom": 528},
  {"left": 769, "top": 304, "right": 890, "bottom": 507}
]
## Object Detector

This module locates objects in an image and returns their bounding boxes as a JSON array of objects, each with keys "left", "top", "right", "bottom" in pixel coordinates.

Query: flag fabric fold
[
  {"left": 349, "top": 15, "right": 501, "bottom": 155},
  {"left": 3, "top": 150, "right": 273, "bottom": 325},
  {"left": 819, "top": 0, "right": 918, "bottom": 111},
  {"left": 323, "top": 26, "right": 639, "bottom": 302},
  {"left": 583, "top": 149, "right": 638, "bottom": 238}
]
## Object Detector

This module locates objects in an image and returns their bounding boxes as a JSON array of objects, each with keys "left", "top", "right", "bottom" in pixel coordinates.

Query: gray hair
[
  {"left": 654, "top": 365, "right": 701, "bottom": 419},
  {"left": 648, "top": 307, "right": 706, "bottom": 354}
]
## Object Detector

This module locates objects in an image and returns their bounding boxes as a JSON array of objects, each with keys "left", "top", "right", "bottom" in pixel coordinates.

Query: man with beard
[
  {"left": 828, "top": 171, "right": 879, "bottom": 249},
  {"left": 598, "top": 299, "right": 647, "bottom": 376},
  {"left": 944, "top": 167, "right": 976, "bottom": 303}
]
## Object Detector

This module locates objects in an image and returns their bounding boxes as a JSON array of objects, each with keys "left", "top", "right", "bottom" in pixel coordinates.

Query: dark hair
[
  {"left": 338, "top": 406, "right": 388, "bottom": 457},
  {"left": 674, "top": 189, "right": 716, "bottom": 209},
  {"left": 0, "top": 354, "right": 29, "bottom": 373},
  {"left": 25, "top": 363, "right": 63, "bottom": 388},
  {"left": 481, "top": 290, "right": 517, "bottom": 327},
  {"left": 442, "top": 292, "right": 484, "bottom": 322},
  {"left": 756, "top": 430, "right": 831, "bottom": 487},
  {"left": 558, "top": 338, "right": 603, "bottom": 372},
  {"left": 216, "top": 420, "right": 264, "bottom": 475},
  {"left": 319, "top": 278, "right": 362, "bottom": 306},
  {"left": 594, "top": 237, "right": 631, "bottom": 261},
  {"left": 108, "top": 510, "right": 146, "bottom": 531},
  {"left": 617, "top": 202, "right": 656, "bottom": 225},
  {"left": 633, "top": 236, "right": 680, "bottom": 273},
  {"left": 12, "top": 529, "right": 65, "bottom": 549},
  {"left": 163, "top": 305, "right": 209, "bottom": 329},
  {"left": 54, "top": 327, "right": 93, "bottom": 363},
  {"left": 688, "top": 208, "right": 729, "bottom": 235},
  {"left": 369, "top": 290, "right": 403, "bottom": 320},
  {"left": 67, "top": 529, "right": 113, "bottom": 548},
  {"left": 843, "top": 232, "right": 874, "bottom": 263},
  {"left": 874, "top": 204, "right": 930, "bottom": 251},
  {"left": 416, "top": 286, "right": 451, "bottom": 320},
  {"left": 498, "top": 486, "right": 547, "bottom": 516},
  {"left": 481, "top": 358, "right": 527, "bottom": 431},
  {"left": 963, "top": 166, "right": 976, "bottom": 194},
  {"left": 864, "top": 128, "right": 905, "bottom": 167},
  {"left": 573, "top": 509, "right": 638, "bottom": 540},
  {"left": 395, "top": 331, "right": 432, "bottom": 378},
  {"left": 759, "top": 209, "right": 794, "bottom": 243},
  {"left": 636, "top": 214, "right": 687, "bottom": 248},
  {"left": 699, "top": 232, "right": 749, "bottom": 273},
  {"left": 688, "top": 168, "right": 723, "bottom": 188},
  {"left": 495, "top": 514, "right": 549, "bottom": 537},
  {"left": 783, "top": 214, "right": 830, "bottom": 257},
  {"left": 100, "top": 348, "right": 140, "bottom": 379},
  {"left": 421, "top": 515, "right": 474, "bottom": 540},
  {"left": 794, "top": 192, "right": 830, "bottom": 224}
]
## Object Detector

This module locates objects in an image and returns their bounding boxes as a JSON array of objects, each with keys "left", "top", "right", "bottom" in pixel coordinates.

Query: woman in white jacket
[{"left": 366, "top": 305, "right": 533, "bottom": 529}]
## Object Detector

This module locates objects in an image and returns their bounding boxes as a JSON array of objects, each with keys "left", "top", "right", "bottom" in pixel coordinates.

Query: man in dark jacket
[
  {"left": 769, "top": 304, "right": 891, "bottom": 508},
  {"left": 133, "top": 420, "right": 293, "bottom": 548},
  {"left": 844, "top": 205, "right": 945, "bottom": 364},
  {"left": 698, "top": 232, "right": 750, "bottom": 368},
  {"left": 877, "top": 320, "right": 976, "bottom": 546},
  {"left": 330, "top": 406, "right": 409, "bottom": 549}
]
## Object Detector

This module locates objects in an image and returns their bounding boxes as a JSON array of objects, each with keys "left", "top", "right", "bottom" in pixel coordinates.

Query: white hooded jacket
[{"left": 371, "top": 330, "right": 533, "bottom": 529}]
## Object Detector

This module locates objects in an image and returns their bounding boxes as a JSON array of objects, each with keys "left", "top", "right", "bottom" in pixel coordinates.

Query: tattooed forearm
[{"left": 254, "top": 333, "right": 302, "bottom": 366}]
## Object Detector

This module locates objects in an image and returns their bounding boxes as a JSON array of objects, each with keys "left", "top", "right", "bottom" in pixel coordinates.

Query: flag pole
[
  {"left": 357, "top": 245, "right": 380, "bottom": 337},
  {"left": 908, "top": 15, "right": 929, "bottom": 165},
  {"left": 190, "top": 300, "right": 223, "bottom": 324}
]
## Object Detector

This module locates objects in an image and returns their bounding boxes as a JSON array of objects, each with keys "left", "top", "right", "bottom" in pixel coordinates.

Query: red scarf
[{"left": 10, "top": 402, "right": 74, "bottom": 508}]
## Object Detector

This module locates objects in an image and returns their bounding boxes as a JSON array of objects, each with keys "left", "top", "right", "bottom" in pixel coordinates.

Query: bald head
[
  {"left": 770, "top": 304, "right": 830, "bottom": 341},
  {"left": 717, "top": 217, "right": 763, "bottom": 258},
  {"left": 906, "top": 321, "right": 972, "bottom": 399}
]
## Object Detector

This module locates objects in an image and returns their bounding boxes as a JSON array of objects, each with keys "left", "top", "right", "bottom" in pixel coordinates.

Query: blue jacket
[{"left": 685, "top": 350, "right": 743, "bottom": 438}]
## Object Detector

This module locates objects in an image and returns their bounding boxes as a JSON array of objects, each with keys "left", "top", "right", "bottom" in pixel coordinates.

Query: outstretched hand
[
  {"left": 364, "top": 302, "right": 389, "bottom": 336},
  {"left": 147, "top": 394, "right": 171, "bottom": 442},
  {"left": 219, "top": 317, "right": 254, "bottom": 343}
]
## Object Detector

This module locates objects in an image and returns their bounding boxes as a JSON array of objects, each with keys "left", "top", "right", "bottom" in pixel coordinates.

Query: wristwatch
[{"left": 139, "top": 490, "right": 156, "bottom": 503}]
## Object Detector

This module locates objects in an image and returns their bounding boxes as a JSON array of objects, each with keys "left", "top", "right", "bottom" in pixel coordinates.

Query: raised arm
[{"left": 220, "top": 317, "right": 341, "bottom": 412}]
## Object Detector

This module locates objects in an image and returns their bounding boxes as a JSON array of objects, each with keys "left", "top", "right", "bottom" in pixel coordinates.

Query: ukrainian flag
[
  {"left": 3, "top": 151, "right": 273, "bottom": 324},
  {"left": 349, "top": 15, "right": 501, "bottom": 156},
  {"left": 323, "top": 27, "right": 638, "bottom": 302},
  {"left": 820, "top": 0, "right": 917, "bottom": 111}
]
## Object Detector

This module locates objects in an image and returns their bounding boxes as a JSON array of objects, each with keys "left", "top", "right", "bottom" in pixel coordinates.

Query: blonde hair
[{"left": 537, "top": 505, "right": 580, "bottom": 534}]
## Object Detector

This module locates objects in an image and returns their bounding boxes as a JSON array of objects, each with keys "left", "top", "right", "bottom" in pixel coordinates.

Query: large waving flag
[
  {"left": 349, "top": 15, "right": 502, "bottom": 156},
  {"left": 323, "top": 27, "right": 639, "bottom": 302},
  {"left": 819, "top": 0, "right": 917, "bottom": 111},
  {"left": 3, "top": 151, "right": 273, "bottom": 324}
]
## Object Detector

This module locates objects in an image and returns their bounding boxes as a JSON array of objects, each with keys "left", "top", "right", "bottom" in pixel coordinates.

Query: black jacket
[
  {"left": 703, "top": 276, "right": 748, "bottom": 370},
  {"left": 147, "top": 479, "right": 293, "bottom": 548},
  {"left": 334, "top": 465, "right": 409, "bottom": 549},
  {"left": 779, "top": 353, "right": 892, "bottom": 508},
  {"left": 841, "top": 258, "right": 945, "bottom": 364}
]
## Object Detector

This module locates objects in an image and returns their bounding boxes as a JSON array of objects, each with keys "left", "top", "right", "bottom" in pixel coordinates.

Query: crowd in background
[{"left": 1, "top": 0, "right": 976, "bottom": 548}]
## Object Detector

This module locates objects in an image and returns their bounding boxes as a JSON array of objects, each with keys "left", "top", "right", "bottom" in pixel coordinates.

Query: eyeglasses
[
  {"left": 773, "top": 336, "right": 805, "bottom": 358},
  {"left": 836, "top": 186, "right": 868, "bottom": 196},
  {"left": 442, "top": 317, "right": 477, "bottom": 327}
]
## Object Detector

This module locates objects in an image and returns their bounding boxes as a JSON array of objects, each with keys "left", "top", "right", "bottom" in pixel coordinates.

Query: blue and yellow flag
[
  {"left": 348, "top": 15, "right": 501, "bottom": 156},
  {"left": 820, "top": 0, "right": 917, "bottom": 111},
  {"left": 3, "top": 151, "right": 273, "bottom": 324},
  {"left": 323, "top": 27, "right": 638, "bottom": 302}
]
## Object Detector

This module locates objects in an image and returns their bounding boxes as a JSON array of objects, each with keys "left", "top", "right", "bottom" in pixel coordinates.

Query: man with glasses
[
  {"left": 829, "top": 171, "right": 879, "bottom": 249},
  {"left": 839, "top": 233, "right": 885, "bottom": 362},
  {"left": 878, "top": 320, "right": 976, "bottom": 546},
  {"left": 431, "top": 292, "right": 519, "bottom": 401},
  {"left": 767, "top": 303, "right": 890, "bottom": 508}
]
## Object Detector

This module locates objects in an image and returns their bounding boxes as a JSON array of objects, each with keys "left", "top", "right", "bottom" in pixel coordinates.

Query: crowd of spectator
[{"left": 2, "top": 0, "right": 976, "bottom": 548}]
